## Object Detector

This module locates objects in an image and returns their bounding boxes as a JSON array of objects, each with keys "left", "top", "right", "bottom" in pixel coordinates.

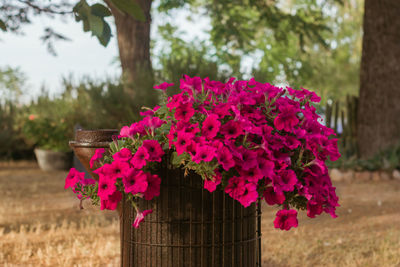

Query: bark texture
[
  {"left": 357, "top": 0, "right": 400, "bottom": 158},
  {"left": 106, "top": 0, "right": 156, "bottom": 106}
]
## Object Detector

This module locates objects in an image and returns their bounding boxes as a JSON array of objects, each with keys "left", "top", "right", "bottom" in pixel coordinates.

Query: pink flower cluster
[{"left": 66, "top": 75, "right": 340, "bottom": 230}]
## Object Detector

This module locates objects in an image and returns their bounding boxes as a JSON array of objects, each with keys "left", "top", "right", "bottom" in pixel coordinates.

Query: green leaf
[
  {"left": 110, "top": 0, "right": 145, "bottom": 22},
  {"left": 88, "top": 15, "right": 104, "bottom": 37},
  {"left": 171, "top": 151, "right": 187, "bottom": 167},
  {"left": 91, "top": 3, "right": 112, "bottom": 17},
  {"left": 98, "top": 22, "right": 112, "bottom": 47},
  {"left": 0, "top": 20, "right": 6, "bottom": 31}
]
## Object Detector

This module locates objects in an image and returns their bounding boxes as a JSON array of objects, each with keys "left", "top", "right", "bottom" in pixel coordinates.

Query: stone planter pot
[
  {"left": 70, "top": 129, "right": 262, "bottom": 267},
  {"left": 34, "top": 148, "right": 72, "bottom": 171}
]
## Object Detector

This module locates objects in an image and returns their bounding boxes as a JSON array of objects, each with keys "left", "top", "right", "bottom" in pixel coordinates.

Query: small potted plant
[
  {"left": 66, "top": 76, "right": 340, "bottom": 266},
  {"left": 22, "top": 114, "right": 73, "bottom": 171}
]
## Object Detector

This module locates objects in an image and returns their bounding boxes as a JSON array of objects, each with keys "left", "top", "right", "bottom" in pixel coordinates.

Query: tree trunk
[
  {"left": 357, "top": 0, "right": 400, "bottom": 158},
  {"left": 106, "top": 0, "right": 156, "bottom": 107}
]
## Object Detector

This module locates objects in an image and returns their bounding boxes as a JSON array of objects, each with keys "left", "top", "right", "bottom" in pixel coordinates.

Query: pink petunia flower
[
  {"left": 192, "top": 145, "right": 216, "bottom": 164},
  {"left": 143, "top": 173, "right": 161, "bottom": 200},
  {"left": 216, "top": 146, "right": 235, "bottom": 171},
  {"left": 113, "top": 148, "right": 132, "bottom": 162},
  {"left": 64, "top": 168, "right": 84, "bottom": 189},
  {"left": 90, "top": 148, "right": 105, "bottom": 168},
  {"left": 274, "top": 105, "right": 299, "bottom": 132},
  {"left": 238, "top": 148, "right": 258, "bottom": 171},
  {"left": 225, "top": 176, "right": 246, "bottom": 199},
  {"left": 273, "top": 209, "right": 298, "bottom": 231},
  {"left": 174, "top": 102, "right": 195, "bottom": 122},
  {"left": 220, "top": 120, "right": 243, "bottom": 139},
  {"left": 201, "top": 114, "right": 221, "bottom": 139},
  {"left": 154, "top": 82, "right": 174, "bottom": 91},
  {"left": 97, "top": 175, "right": 117, "bottom": 200},
  {"left": 131, "top": 146, "right": 149, "bottom": 169},
  {"left": 174, "top": 131, "right": 194, "bottom": 155},
  {"left": 100, "top": 190, "right": 122, "bottom": 210},
  {"left": 238, "top": 183, "right": 258, "bottom": 207},
  {"left": 276, "top": 169, "right": 298, "bottom": 192},
  {"left": 204, "top": 172, "right": 222, "bottom": 192},
  {"left": 263, "top": 187, "right": 285, "bottom": 205},
  {"left": 122, "top": 168, "right": 148, "bottom": 195},
  {"left": 104, "top": 160, "right": 130, "bottom": 180},
  {"left": 257, "top": 158, "right": 274, "bottom": 178},
  {"left": 133, "top": 209, "right": 153, "bottom": 228},
  {"left": 142, "top": 140, "right": 165, "bottom": 162},
  {"left": 307, "top": 201, "right": 323, "bottom": 218}
]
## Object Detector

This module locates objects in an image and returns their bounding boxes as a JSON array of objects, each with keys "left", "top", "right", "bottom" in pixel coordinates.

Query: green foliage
[
  {"left": 18, "top": 93, "right": 75, "bottom": 152},
  {"left": 109, "top": 0, "right": 145, "bottom": 21},
  {"left": 327, "top": 143, "right": 400, "bottom": 171},
  {"left": 73, "top": 0, "right": 113, "bottom": 46},
  {"left": 0, "top": 67, "right": 30, "bottom": 159},
  {"left": 60, "top": 76, "right": 140, "bottom": 129},
  {"left": 153, "top": 24, "right": 230, "bottom": 93}
]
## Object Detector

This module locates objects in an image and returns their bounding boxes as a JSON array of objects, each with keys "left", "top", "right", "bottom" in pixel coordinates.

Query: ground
[{"left": 0, "top": 162, "right": 399, "bottom": 267}]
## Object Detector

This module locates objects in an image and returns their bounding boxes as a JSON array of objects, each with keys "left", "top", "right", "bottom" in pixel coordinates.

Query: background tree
[
  {"left": 1, "top": 0, "right": 342, "bottom": 105},
  {"left": 357, "top": 0, "right": 400, "bottom": 158}
]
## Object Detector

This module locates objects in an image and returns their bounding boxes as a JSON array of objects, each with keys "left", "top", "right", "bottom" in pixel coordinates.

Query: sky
[{"left": 0, "top": 4, "right": 210, "bottom": 101}]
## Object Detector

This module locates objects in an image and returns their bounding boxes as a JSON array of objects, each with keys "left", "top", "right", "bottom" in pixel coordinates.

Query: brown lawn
[{"left": 0, "top": 161, "right": 399, "bottom": 267}]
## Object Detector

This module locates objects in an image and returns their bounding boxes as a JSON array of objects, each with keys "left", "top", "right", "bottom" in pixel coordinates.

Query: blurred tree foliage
[
  {"left": 154, "top": 0, "right": 362, "bottom": 104},
  {"left": 0, "top": 67, "right": 30, "bottom": 159}
]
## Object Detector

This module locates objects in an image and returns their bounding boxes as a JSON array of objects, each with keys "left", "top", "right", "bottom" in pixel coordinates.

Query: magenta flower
[
  {"left": 238, "top": 183, "right": 258, "bottom": 207},
  {"left": 216, "top": 146, "right": 235, "bottom": 171},
  {"left": 273, "top": 209, "right": 298, "bottom": 231},
  {"left": 133, "top": 209, "right": 153, "bottom": 228},
  {"left": 220, "top": 120, "right": 243, "bottom": 139},
  {"left": 276, "top": 169, "right": 298, "bottom": 192},
  {"left": 105, "top": 160, "right": 130, "bottom": 180},
  {"left": 201, "top": 114, "right": 221, "bottom": 139},
  {"left": 263, "top": 187, "right": 285, "bottom": 205},
  {"left": 307, "top": 201, "right": 323, "bottom": 218},
  {"left": 100, "top": 190, "right": 122, "bottom": 210},
  {"left": 239, "top": 148, "right": 258, "bottom": 171},
  {"left": 90, "top": 148, "right": 105, "bottom": 168},
  {"left": 113, "top": 148, "right": 132, "bottom": 162},
  {"left": 122, "top": 169, "right": 148, "bottom": 195},
  {"left": 142, "top": 140, "right": 165, "bottom": 162},
  {"left": 97, "top": 175, "right": 117, "bottom": 200},
  {"left": 239, "top": 167, "right": 263, "bottom": 183},
  {"left": 142, "top": 116, "right": 166, "bottom": 133},
  {"left": 174, "top": 131, "right": 193, "bottom": 155},
  {"left": 174, "top": 102, "right": 195, "bottom": 122},
  {"left": 204, "top": 172, "right": 222, "bottom": 192},
  {"left": 274, "top": 105, "right": 299, "bottom": 132},
  {"left": 257, "top": 158, "right": 274, "bottom": 178},
  {"left": 225, "top": 176, "right": 246, "bottom": 199},
  {"left": 64, "top": 168, "right": 85, "bottom": 189},
  {"left": 192, "top": 145, "right": 216, "bottom": 163},
  {"left": 154, "top": 82, "right": 174, "bottom": 91},
  {"left": 131, "top": 146, "right": 149, "bottom": 169},
  {"left": 143, "top": 173, "right": 161, "bottom": 200}
]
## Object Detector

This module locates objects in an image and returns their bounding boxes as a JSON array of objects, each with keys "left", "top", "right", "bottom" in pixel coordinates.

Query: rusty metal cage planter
[
  {"left": 119, "top": 159, "right": 262, "bottom": 267},
  {"left": 70, "top": 130, "right": 262, "bottom": 267}
]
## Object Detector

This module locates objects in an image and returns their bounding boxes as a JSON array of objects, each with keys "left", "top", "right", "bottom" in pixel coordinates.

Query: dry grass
[{"left": 0, "top": 161, "right": 399, "bottom": 266}]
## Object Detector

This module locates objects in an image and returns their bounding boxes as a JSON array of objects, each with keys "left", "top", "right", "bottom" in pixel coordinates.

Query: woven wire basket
[{"left": 119, "top": 161, "right": 262, "bottom": 267}]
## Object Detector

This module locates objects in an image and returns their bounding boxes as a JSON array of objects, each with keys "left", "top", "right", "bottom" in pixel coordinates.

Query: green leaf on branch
[
  {"left": 0, "top": 20, "right": 6, "bottom": 31},
  {"left": 73, "top": 0, "right": 112, "bottom": 46},
  {"left": 110, "top": 0, "right": 145, "bottom": 22},
  {"left": 88, "top": 15, "right": 104, "bottom": 37},
  {"left": 91, "top": 3, "right": 112, "bottom": 17},
  {"left": 98, "top": 22, "right": 112, "bottom": 46}
]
